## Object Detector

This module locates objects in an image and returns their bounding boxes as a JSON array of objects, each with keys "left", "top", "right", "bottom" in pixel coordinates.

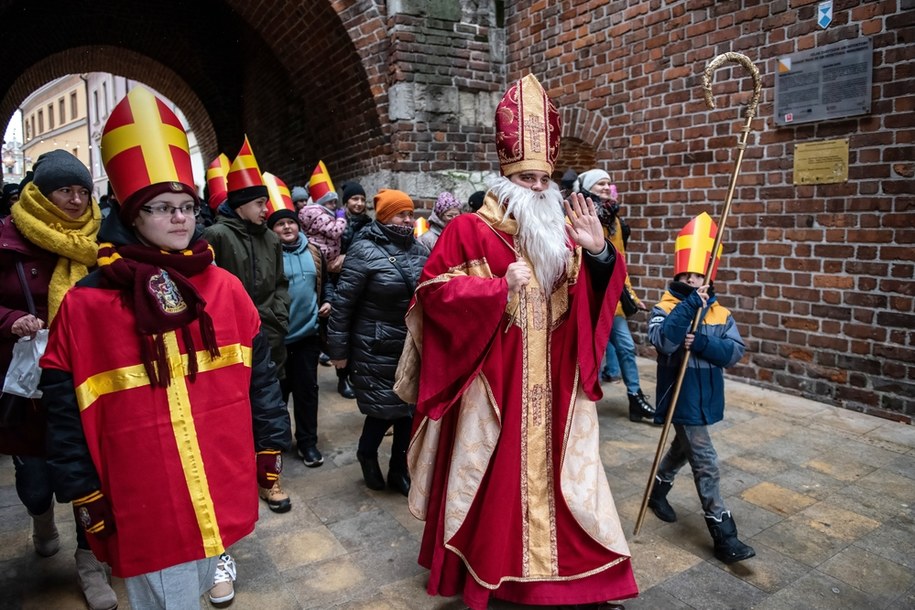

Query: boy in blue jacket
[{"left": 646, "top": 212, "right": 755, "bottom": 564}]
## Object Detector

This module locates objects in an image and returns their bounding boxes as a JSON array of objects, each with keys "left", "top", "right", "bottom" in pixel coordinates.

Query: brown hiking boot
[{"left": 258, "top": 480, "right": 291, "bottom": 513}]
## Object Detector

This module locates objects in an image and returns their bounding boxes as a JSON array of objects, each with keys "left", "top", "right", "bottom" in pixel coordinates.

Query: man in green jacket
[{"left": 203, "top": 138, "right": 291, "bottom": 513}]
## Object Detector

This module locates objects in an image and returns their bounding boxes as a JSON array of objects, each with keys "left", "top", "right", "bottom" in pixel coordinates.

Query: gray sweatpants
[{"left": 124, "top": 556, "right": 219, "bottom": 610}]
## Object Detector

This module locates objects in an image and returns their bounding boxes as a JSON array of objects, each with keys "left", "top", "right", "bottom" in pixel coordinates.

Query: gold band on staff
[{"left": 633, "top": 52, "right": 762, "bottom": 537}]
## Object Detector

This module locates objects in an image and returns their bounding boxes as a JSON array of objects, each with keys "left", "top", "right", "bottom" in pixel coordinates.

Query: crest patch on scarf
[{"left": 148, "top": 270, "right": 188, "bottom": 315}]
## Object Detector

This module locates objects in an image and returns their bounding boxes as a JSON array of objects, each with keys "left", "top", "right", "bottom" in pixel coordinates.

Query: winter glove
[
  {"left": 256, "top": 449, "right": 283, "bottom": 489},
  {"left": 690, "top": 333, "right": 709, "bottom": 353},
  {"left": 72, "top": 490, "right": 115, "bottom": 538}
]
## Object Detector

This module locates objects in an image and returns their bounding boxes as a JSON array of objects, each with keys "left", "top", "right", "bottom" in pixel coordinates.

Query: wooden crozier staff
[{"left": 633, "top": 52, "right": 762, "bottom": 536}]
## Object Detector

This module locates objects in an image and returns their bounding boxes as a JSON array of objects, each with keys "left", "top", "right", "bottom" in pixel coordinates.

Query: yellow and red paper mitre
[
  {"left": 308, "top": 160, "right": 337, "bottom": 207},
  {"left": 226, "top": 136, "right": 268, "bottom": 208},
  {"left": 205, "top": 154, "right": 230, "bottom": 210},
  {"left": 100, "top": 87, "right": 195, "bottom": 207},
  {"left": 495, "top": 73, "right": 561, "bottom": 177},
  {"left": 413, "top": 216, "right": 430, "bottom": 238},
  {"left": 263, "top": 172, "right": 294, "bottom": 216},
  {"left": 674, "top": 212, "right": 723, "bottom": 281}
]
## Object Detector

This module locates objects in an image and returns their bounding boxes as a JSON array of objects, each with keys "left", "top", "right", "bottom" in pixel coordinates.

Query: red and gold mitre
[
  {"left": 263, "top": 172, "right": 294, "bottom": 216},
  {"left": 495, "top": 73, "right": 561, "bottom": 177},
  {"left": 227, "top": 136, "right": 266, "bottom": 193},
  {"left": 413, "top": 216, "right": 429, "bottom": 238},
  {"left": 674, "top": 212, "right": 723, "bottom": 281},
  {"left": 100, "top": 87, "right": 195, "bottom": 206},
  {"left": 205, "top": 154, "right": 230, "bottom": 210},
  {"left": 308, "top": 160, "right": 336, "bottom": 206}
]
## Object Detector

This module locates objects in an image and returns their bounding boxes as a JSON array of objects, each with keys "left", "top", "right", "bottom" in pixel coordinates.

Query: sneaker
[
  {"left": 298, "top": 446, "right": 324, "bottom": 468},
  {"left": 208, "top": 552, "right": 236, "bottom": 605},
  {"left": 75, "top": 548, "right": 117, "bottom": 610},
  {"left": 258, "top": 480, "right": 292, "bottom": 513},
  {"left": 600, "top": 373, "right": 621, "bottom": 384}
]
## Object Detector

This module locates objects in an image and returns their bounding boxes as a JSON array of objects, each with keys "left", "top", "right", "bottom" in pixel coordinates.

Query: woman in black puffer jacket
[{"left": 327, "top": 189, "right": 429, "bottom": 495}]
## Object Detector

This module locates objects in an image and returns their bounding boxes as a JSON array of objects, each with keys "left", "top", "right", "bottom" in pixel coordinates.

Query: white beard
[{"left": 490, "top": 176, "right": 571, "bottom": 292}]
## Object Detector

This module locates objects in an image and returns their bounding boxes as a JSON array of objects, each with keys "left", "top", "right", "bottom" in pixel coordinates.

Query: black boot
[
  {"left": 388, "top": 452, "right": 411, "bottom": 496},
  {"left": 647, "top": 477, "right": 677, "bottom": 522},
  {"left": 628, "top": 390, "right": 655, "bottom": 422},
  {"left": 705, "top": 512, "right": 756, "bottom": 564},
  {"left": 356, "top": 452, "right": 385, "bottom": 490},
  {"left": 338, "top": 378, "right": 355, "bottom": 399}
]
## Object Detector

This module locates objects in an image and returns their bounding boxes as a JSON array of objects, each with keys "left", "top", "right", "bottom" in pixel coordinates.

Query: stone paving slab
[{"left": 1, "top": 357, "right": 913, "bottom": 609}]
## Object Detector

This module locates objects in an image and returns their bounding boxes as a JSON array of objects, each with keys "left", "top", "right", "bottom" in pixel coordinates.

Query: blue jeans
[
  {"left": 601, "top": 315, "right": 641, "bottom": 395},
  {"left": 656, "top": 424, "right": 727, "bottom": 519}
]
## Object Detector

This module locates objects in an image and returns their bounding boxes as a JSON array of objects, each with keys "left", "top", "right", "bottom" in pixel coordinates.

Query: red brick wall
[
  {"left": 1, "top": 0, "right": 910, "bottom": 421},
  {"left": 506, "top": 0, "right": 914, "bottom": 422}
]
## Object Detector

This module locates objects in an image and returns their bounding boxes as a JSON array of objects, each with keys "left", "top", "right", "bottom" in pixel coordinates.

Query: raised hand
[{"left": 563, "top": 192, "right": 606, "bottom": 255}]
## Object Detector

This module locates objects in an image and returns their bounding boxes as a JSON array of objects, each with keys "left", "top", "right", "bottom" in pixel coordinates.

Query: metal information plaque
[
  {"left": 793, "top": 139, "right": 849, "bottom": 185},
  {"left": 774, "top": 37, "right": 872, "bottom": 126}
]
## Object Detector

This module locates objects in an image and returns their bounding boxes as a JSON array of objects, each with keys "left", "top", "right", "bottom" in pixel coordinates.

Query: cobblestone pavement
[{"left": 1, "top": 358, "right": 912, "bottom": 609}]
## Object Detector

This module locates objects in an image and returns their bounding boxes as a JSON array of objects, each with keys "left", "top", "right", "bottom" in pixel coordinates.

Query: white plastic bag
[{"left": 2, "top": 329, "right": 48, "bottom": 399}]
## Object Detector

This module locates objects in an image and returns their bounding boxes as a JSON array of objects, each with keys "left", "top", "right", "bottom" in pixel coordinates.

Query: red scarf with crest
[{"left": 97, "top": 239, "right": 220, "bottom": 387}]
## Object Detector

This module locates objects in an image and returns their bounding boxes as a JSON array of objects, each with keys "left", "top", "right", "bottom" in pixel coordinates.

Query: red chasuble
[
  {"left": 404, "top": 196, "right": 639, "bottom": 609},
  {"left": 41, "top": 266, "right": 261, "bottom": 578}
]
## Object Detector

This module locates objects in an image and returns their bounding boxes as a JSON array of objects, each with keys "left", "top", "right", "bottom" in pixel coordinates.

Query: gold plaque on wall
[{"left": 793, "top": 138, "right": 849, "bottom": 185}]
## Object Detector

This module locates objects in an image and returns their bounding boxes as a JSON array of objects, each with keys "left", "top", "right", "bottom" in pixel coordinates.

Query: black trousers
[
  {"left": 357, "top": 415, "right": 412, "bottom": 471},
  {"left": 280, "top": 335, "right": 321, "bottom": 449}
]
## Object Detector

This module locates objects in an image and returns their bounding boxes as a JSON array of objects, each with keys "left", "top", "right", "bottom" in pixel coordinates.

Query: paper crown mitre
[
  {"left": 495, "top": 73, "right": 561, "bottom": 177},
  {"left": 263, "top": 172, "right": 294, "bottom": 216},
  {"left": 308, "top": 160, "right": 336, "bottom": 206},
  {"left": 674, "top": 212, "right": 723, "bottom": 281},
  {"left": 100, "top": 87, "right": 195, "bottom": 207},
  {"left": 227, "top": 136, "right": 266, "bottom": 192},
  {"left": 227, "top": 136, "right": 267, "bottom": 208},
  {"left": 205, "top": 153, "right": 230, "bottom": 210}
]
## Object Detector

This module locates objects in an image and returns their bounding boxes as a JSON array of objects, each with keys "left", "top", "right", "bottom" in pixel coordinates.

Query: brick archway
[
  {"left": 0, "top": 0, "right": 387, "bottom": 184},
  {"left": 552, "top": 106, "right": 607, "bottom": 182},
  {"left": 3, "top": 47, "right": 217, "bottom": 158}
]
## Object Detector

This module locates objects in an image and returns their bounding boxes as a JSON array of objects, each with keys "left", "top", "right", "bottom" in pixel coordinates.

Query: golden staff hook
[{"left": 633, "top": 52, "right": 761, "bottom": 537}]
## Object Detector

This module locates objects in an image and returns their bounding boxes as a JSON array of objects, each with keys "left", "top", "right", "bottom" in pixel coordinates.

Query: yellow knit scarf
[{"left": 11, "top": 182, "right": 101, "bottom": 321}]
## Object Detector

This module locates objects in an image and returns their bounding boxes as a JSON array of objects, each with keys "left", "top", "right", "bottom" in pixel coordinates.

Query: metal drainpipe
[{"left": 78, "top": 73, "right": 95, "bottom": 194}]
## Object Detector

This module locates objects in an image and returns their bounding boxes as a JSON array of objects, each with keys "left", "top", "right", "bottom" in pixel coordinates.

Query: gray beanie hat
[
  {"left": 32, "top": 150, "right": 93, "bottom": 196},
  {"left": 290, "top": 186, "right": 309, "bottom": 202}
]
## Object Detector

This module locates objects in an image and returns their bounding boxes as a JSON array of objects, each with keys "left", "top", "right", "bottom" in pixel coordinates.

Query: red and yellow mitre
[
  {"left": 263, "top": 172, "right": 294, "bottom": 216},
  {"left": 100, "top": 87, "right": 195, "bottom": 206},
  {"left": 674, "top": 212, "right": 723, "bottom": 281},
  {"left": 413, "top": 216, "right": 429, "bottom": 238},
  {"left": 495, "top": 73, "right": 561, "bottom": 177},
  {"left": 205, "top": 154, "right": 230, "bottom": 210},
  {"left": 227, "top": 136, "right": 266, "bottom": 193},
  {"left": 308, "top": 160, "right": 336, "bottom": 206}
]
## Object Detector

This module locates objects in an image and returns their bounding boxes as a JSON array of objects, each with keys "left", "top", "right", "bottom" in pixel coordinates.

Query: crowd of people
[{"left": 0, "top": 74, "right": 754, "bottom": 610}]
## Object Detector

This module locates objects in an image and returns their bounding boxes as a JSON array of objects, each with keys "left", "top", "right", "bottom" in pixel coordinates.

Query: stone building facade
[{"left": 0, "top": 0, "right": 910, "bottom": 420}]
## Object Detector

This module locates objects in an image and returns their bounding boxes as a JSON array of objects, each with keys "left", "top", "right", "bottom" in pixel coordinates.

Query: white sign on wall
[{"left": 818, "top": 1, "right": 833, "bottom": 29}]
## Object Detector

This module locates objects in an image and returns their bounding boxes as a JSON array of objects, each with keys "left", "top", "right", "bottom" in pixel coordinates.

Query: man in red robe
[{"left": 397, "top": 74, "right": 639, "bottom": 609}]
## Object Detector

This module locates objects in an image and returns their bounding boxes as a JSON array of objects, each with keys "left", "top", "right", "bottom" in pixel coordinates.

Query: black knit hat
[
  {"left": 32, "top": 150, "right": 93, "bottom": 197},
  {"left": 227, "top": 185, "right": 269, "bottom": 209},
  {"left": 560, "top": 168, "right": 578, "bottom": 189},
  {"left": 341, "top": 181, "right": 366, "bottom": 204},
  {"left": 267, "top": 208, "right": 299, "bottom": 229},
  {"left": 2, "top": 182, "right": 20, "bottom": 201},
  {"left": 468, "top": 190, "right": 486, "bottom": 212}
]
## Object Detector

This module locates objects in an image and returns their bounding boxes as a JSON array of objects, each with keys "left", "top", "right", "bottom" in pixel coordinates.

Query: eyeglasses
[{"left": 139, "top": 202, "right": 200, "bottom": 217}]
